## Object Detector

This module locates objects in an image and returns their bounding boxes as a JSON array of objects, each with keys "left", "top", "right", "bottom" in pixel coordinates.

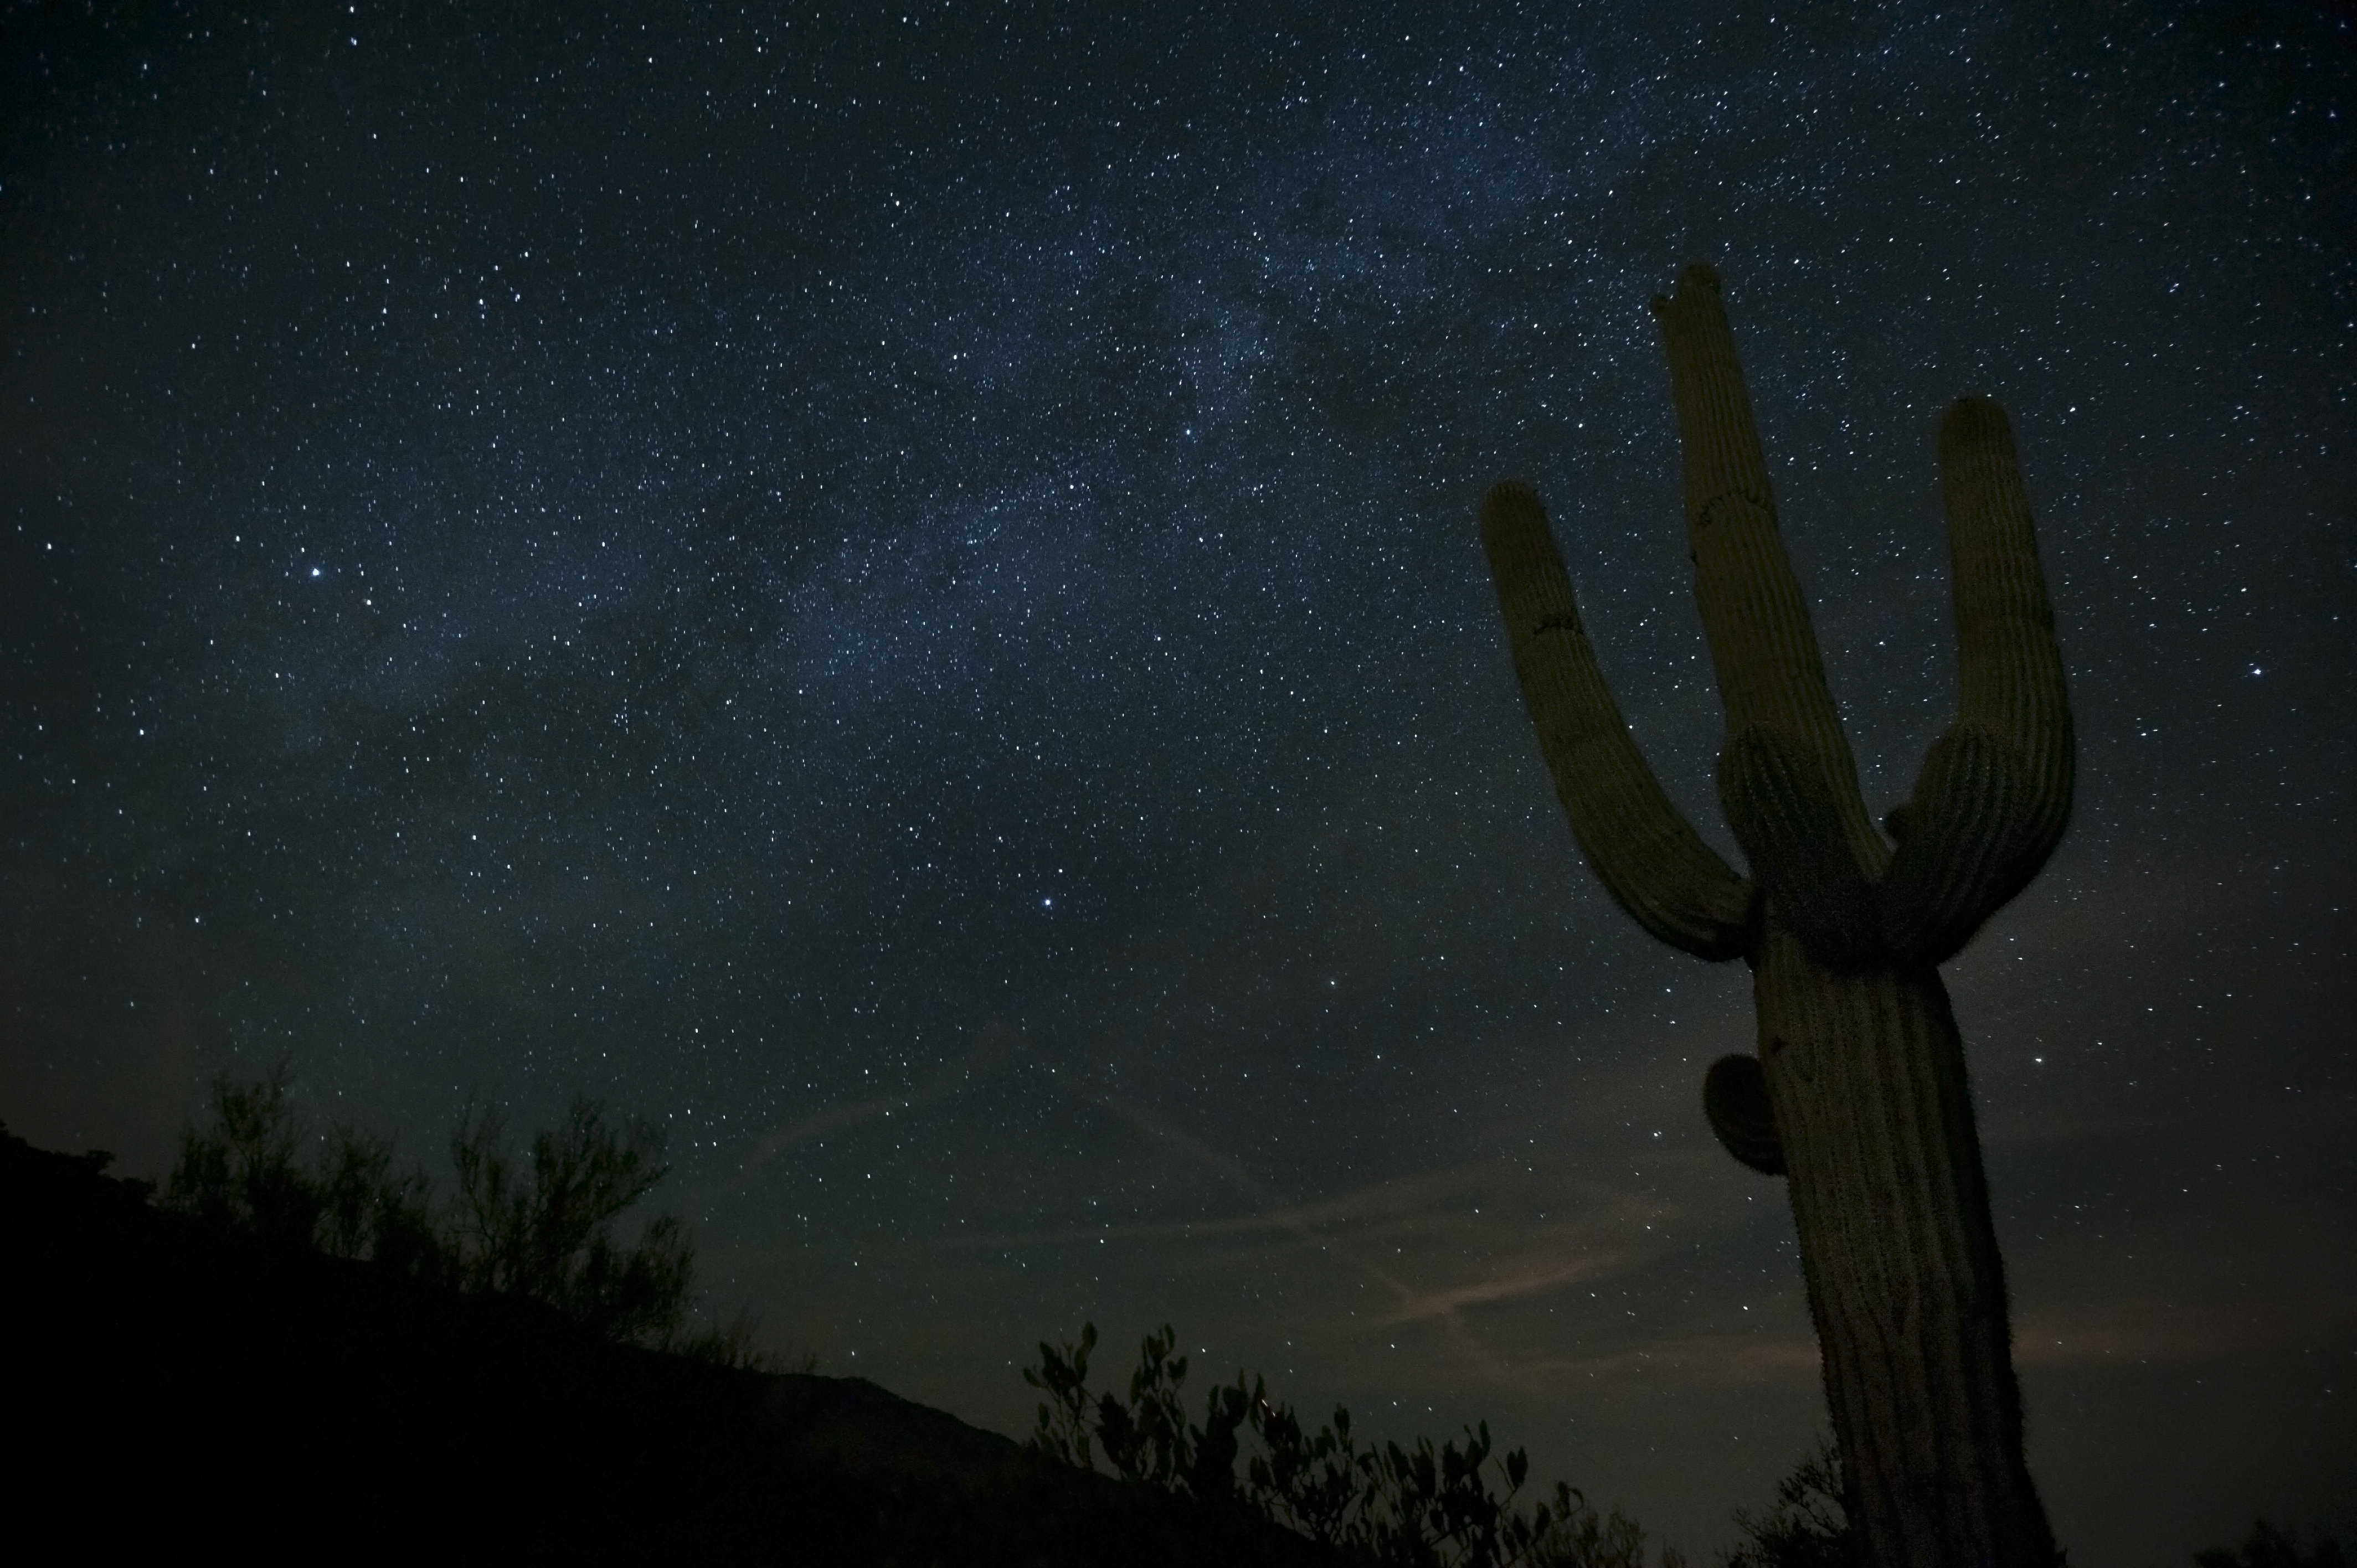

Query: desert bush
[
  {"left": 1722, "top": 1440, "right": 1851, "bottom": 1568},
  {"left": 447, "top": 1095, "right": 693, "bottom": 1344},
  {"left": 166, "top": 1067, "right": 766, "bottom": 1363},
  {"left": 2196, "top": 1521, "right": 2349, "bottom": 1568},
  {"left": 167, "top": 1062, "right": 323, "bottom": 1250},
  {"left": 1024, "top": 1322, "right": 1664, "bottom": 1568},
  {"left": 671, "top": 1303, "right": 797, "bottom": 1370},
  {"left": 312, "top": 1118, "right": 447, "bottom": 1277}
]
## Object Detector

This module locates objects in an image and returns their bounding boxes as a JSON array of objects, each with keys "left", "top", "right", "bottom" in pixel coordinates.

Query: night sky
[{"left": 4, "top": 3, "right": 2351, "bottom": 1560}]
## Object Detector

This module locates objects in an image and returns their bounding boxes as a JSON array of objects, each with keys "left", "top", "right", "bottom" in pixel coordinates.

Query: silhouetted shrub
[
  {"left": 673, "top": 1303, "right": 789, "bottom": 1370},
  {"left": 165, "top": 1067, "right": 766, "bottom": 1363},
  {"left": 447, "top": 1094, "right": 694, "bottom": 1344},
  {"left": 313, "top": 1117, "right": 448, "bottom": 1278},
  {"left": 167, "top": 1061, "right": 325, "bottom": 1249},
  {"left": 1722, "top": 1440, "right": 1851, "bottom": 1568},
  {"left": 2196, "top": 1521, "right": 2349, "bottom": 1568},
  {"left": 1024, "top": 1322, "right": 1667, "bottom": 1568}
]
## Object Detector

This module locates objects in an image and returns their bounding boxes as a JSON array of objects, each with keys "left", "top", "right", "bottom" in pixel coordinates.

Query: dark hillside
[{"left": 6, "top": 1126, "right": 1336, "bottom": 1565}]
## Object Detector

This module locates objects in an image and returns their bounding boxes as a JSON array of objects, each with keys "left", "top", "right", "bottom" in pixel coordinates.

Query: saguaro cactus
[{"left": 1480, "top": 265, "right": 2068, "bottom": 1567}]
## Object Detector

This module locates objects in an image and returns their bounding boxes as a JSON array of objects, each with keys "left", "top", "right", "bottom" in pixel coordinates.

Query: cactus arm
[
  {"left": 1702, "top": 1053, "right": 1784, "bottom": 1175},
  {"left": 1480, "top": 481, "right": 1756, "bottom": 962},
  {"left": 1647, "top": 267, "right": 1894, "bottom": 966},
  {"left": 1881, "top": 398, "right": 2075, "bottom": 965}
]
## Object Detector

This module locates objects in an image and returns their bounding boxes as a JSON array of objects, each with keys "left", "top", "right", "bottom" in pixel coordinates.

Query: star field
[{"left": 3, "top": 4, "right": 2351, "bottom": 1560}]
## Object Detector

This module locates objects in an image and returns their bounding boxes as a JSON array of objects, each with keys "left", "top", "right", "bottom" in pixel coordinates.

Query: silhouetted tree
[
  {"left": 312, "top": 1119, "right": 446, "bottom": 1277},
  {"left": 167, "top": 1061, "right": 322, "bottom": 1250},
  {"left": 1723, "top": 1441, "right": 1852, "bottom": 1568},
  {"left": 1026, "top": 1322, "right": 1667, "bottom": 1568},
  {"left": 166, "top": 1067, "right": 763, "bottom": 1362},
  {"left": 448, "top": 1095, "right": 694, "bottom": 1344},
  {"left": 2196, "top": 1522, "right": 2349, "bottom": 1568}
]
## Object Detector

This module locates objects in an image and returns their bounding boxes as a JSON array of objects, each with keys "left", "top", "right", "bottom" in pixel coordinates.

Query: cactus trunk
[
  {"left": 1756, "top": 922, "right": 2053, "bottom": 1567},
  {"left": 1479, "top": 264, "right": 2070, "bottom": 1567}
]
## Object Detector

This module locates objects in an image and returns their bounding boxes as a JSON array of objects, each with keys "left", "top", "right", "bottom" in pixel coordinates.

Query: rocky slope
[{"left": 6, "top": 1125, "right": 1335, "bottom": 1565}]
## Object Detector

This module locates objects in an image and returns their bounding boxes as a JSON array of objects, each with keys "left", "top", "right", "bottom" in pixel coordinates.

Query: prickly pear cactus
[{"left": 1480, "top": 265, "right": 2068, "bottom": 1567}]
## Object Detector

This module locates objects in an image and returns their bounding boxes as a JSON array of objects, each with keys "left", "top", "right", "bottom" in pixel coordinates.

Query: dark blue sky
[{"left": 4, "top": 3, "right": 2350, "bottom": 1560}]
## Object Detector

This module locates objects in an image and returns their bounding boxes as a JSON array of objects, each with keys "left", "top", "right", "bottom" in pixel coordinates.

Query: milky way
[{"left": 4, "top": 5, "right": 2350, "bottom": 1559}]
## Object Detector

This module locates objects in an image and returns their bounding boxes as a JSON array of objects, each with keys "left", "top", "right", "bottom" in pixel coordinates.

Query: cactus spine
[{"left": 1481, "top": 265, "right": 2068, "bottom": 1567}]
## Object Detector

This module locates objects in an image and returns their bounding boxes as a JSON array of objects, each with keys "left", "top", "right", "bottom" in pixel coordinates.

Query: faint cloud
[
  {"left": 938, "top": 1084, "right": 1677, "bottom": 1358},
  {"left": 1498, "top": 1331, "right": 1823, "bottom": 1395},
  {"left": 686, "top": 1022, "right": 1023, "bottom": 1205},
  {"left": 2013, "top": 1293, "right": 2357, "bottom": 1368},
  {"left": 1367, "top": 1240, "right": 1640, "bottom": 1329}
]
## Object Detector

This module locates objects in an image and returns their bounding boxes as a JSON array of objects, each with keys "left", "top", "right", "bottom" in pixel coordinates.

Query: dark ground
[{"left": 5, "top": 1125, "right": 1335, "bottom": 1565}]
